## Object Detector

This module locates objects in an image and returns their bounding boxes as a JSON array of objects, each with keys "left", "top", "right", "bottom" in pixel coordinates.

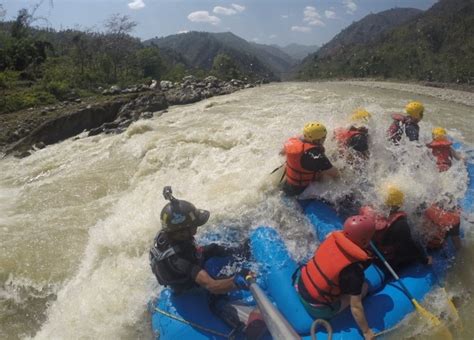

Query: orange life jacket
[
  {"left": 360, "top": 206, "right": 407, "bottom": 257},
  {"left": 424, "top": 204, "right": 461, "bottom": 248},
  {"left": 284, "top": 137, "right": 322, "bottom": 187},
  {"left": 300, "top": 231, "right": 370, "bottom": 304},
  {"left": 426, "top": 139, "right": 453, "bottom": 172}
]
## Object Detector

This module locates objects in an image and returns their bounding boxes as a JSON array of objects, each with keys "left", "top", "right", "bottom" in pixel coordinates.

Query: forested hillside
[
  {"left": 147, "top": 31, "right": 294, "bottom": 80},
  {"left": 298, "top": 0, "right": 474, "bottom": 84}
]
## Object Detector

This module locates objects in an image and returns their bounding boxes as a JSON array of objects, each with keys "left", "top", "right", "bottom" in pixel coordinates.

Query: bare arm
[
  {"left": 195, "top": 269, "right": 236, "bottom": 295},
  {"left": 350, "top": 295, "right": 374, "bottom": 340}
]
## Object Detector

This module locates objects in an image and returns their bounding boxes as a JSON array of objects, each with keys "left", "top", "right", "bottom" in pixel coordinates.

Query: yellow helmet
[
  {"left": 385, "top": 185, "right": 404, "bottom": 208},
  {"left": 350, "top": 108, "right": 371, "bottom": 122},
  {"left": 432, "top": 127, "right": 447, "bottom": 141},
  {"left": 405, "top": 101, "right": 424, "bottom": 120},
  {"left": 303, "top": 122, "right": 327, "bottom": 142}
]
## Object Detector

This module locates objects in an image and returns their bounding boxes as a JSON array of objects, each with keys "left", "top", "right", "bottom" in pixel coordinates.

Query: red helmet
[{"left": 343, "top": 215, "right": 376, "bottom": 248}]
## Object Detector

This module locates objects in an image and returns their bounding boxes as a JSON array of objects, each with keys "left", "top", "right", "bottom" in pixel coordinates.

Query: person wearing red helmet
[{"left": 295, "top": 215, "right": 376, "bottom": 340}]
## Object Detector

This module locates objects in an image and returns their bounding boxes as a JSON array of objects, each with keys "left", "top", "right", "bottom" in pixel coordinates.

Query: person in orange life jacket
[
  {"left": 334, "top": 108, "right": 371, "bottom": 162},
  {"left": 426, "top": 127, "right": 464, "bottom": 172},
  {"left": 150, "top": 187, "right": 266, "bottom": 338},
  {"left": 360, "top": 185, "right": 432, "bottom": 271},
  {"left": 419, "top": 198, "right": 462, "bottom": 250},
  {"left": 387, "top": 101, "right": 424, "bottom": 143},
  {"left": 296, "top": 215, "right": 376, "bottom": 340},
  {"left": 281, "top": 121, "right": 339, "bottom": 196}
]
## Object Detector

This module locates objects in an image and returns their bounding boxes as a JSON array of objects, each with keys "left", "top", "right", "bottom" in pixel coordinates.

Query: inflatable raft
[{"left": 150, "top": 146, "right": 474, "bottom": 339}]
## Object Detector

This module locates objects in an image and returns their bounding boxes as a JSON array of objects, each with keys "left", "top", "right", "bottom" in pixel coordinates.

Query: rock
[
  {"left": 35, "top": 142, "right": 46, "bottom": 149},
  {"left": 140, "top": 111, "right": 153, "bottom": 119},
  {"left": 75, "top": 98, "right": 82, "bottom": 103},
  {"left": 160, "top": 81, "right": 174, "bottom": 90},
  {"left": 150, "top": 80, "right": 159, "bottom": 90}
]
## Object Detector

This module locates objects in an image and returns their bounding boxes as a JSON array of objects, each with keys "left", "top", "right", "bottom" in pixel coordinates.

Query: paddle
[
  {"left": 245, "top": 275, "right": 300, "bottom": 339},
  {"left": 370, "top": 242, "right": 453, "bottom": 338}
]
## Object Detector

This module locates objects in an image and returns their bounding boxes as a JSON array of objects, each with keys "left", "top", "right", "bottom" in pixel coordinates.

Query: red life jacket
[
  {"left": 424, "top": 204, "right": 461, "bottom": 248},
  {"left": 334, "top": 127, "right": 362, "bottom": 147},
  {"left": 387, "top": 114, "right": 408, "bottom": 143},
  {"left": 300, "top": 231, "right": 370, "bottom": 304},
  {"left": 284, "top": 137, "right": 322, "bottom": 187},
  {"left": 360, "top": 206, "right": 406, "bottom": 257},
  {"left": 426, "top": 139, "right": 453, "bottom": 172}
]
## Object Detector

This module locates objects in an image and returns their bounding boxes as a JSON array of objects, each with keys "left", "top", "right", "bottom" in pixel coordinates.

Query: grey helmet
[{"left": 160, "top": 186, "right": 210, "bottom": 232}]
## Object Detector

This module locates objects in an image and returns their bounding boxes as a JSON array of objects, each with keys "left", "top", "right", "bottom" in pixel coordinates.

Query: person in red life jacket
[
  {"left": 296, "top": 215, "right": 376, "bottom": 340},
  {"left": 422, "top": 202, "right": 462, "bottom": 250},
  {"left": 150, "top": 187, "right": 267, "bottom": 338},
  {"left": 334, "top": 108, "right": 371, "bottom": 163},
  {"left": 426, "top": 127, "right": 464, "bottom": 172},
  {"left": 387, "top": 101, "right": 424, "bottom": 143},
  {"left": 281, "top": 122, "right": 339, "bottom": 196},
  {"left": 360, "top": 185, "right": 432, "bottom": 271}
]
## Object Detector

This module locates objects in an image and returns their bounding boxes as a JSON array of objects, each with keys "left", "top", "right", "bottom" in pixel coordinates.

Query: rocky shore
[{"left": 1, "top": 76, "right": 262, "bottom": 157}]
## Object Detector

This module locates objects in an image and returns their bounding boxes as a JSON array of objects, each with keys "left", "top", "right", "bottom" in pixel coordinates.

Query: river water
[{"left": 1, "top": 81, "right": 473, "bottom": 339}]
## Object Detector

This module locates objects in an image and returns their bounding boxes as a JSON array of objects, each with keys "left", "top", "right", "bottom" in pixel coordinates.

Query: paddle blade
[{"left": 412, "top": 299, "right": 441, "bottom": 326}]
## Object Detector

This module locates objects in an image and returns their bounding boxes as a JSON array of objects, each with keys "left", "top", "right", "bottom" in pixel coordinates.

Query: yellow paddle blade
[
  {"left": 412, "top": 299, "right": 453, "bottom": 340},
  {"left": 441, "top": 288, "right": 463, "bottom": 330},
  {"left": 412, "top": 299, "right": 441, "bottom": 326}
]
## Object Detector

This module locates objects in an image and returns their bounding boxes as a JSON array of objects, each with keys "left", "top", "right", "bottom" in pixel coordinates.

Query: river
[{"left": 1, "top": 81, "right": 473, "bottom": 339}]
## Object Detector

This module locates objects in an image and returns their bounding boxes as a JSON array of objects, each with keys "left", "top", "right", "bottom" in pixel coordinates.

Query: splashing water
[{"left": 0, "top": 82, "right": 473, "bottom": 339}]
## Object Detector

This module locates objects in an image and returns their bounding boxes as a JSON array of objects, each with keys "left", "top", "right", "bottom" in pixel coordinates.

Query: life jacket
[
  {"left": 149, "top": 232, "right": 201, "bottom": 288},
  {"left": 300, "top": 231, "right": 370, "bottom": 304},
  {"left": 387, "top": 114, "right": 408, "bottom": 143},
  {"left": 360, "top": 206, "right": 407, "bottom": 257},
  {"left": 284, "top": 137, "right": 322, "bottom": 187},
  {"left": 334, "top": 127, "right": 362, "bottom": 147},
  {"left": 426, "top": 139, "right": 453, "bottom": 172},
  {"left": 424, "top": 204, "right": 461, "bottom": 248}
]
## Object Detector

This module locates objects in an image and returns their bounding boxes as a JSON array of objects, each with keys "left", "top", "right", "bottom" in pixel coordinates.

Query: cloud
[
  {"left": 281, "top": 15, "right": 289, "bottom": 19},
  {"left": 213, "top": 6, "right": 237, "bottom": 15},
  {"left": 303, "top": 6, "right": 325, "bottom": 27},
  {"left": 324, "top": 10, "right": 337, "bottom": 19},
  {"left": 177, "top": 30, "right": 189, "bottom": 34},
  {"left": 291, "top": 26, "right": 311, "bottom": 33},
  {"left": 231, "top": 4, "right": 245, "bottom": 13},
  {"left": 343, "top": 0, "right": 357, "bottom": 14},
  {"left": 269, "top": 34, "right": 277, "bottom": 39},
  {"left": 188, "top": 11, "right": 221, "bottom": 25},
  {"left": 128, "top": 0, "right": 145, "bottom": 10}
]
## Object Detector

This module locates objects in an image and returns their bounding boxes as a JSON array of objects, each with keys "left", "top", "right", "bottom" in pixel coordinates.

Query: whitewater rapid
[{"left": 0, "top": 82, "right": 473, "bottom": 340}]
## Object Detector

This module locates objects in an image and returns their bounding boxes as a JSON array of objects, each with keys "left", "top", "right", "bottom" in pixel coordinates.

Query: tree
[
  {"left": 0, "top": 4, "right": 6, "bottom": 21},
  {"left": 211, "top": 53, "right": 241, "bottom": 81},
  {"left": 136, "top": 47, "right": 163, "bottom": 79}
]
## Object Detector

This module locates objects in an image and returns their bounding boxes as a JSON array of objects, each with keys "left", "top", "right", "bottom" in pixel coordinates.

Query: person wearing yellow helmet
[
  {"left": 334, "top": 108, "right": 371, "bottom": 162},
  {"left": 426, "top": 127, "right": 463, "bottom": 172},
  {"left": 387, "top": 101, "right": 424, "bottom": 143},
  {"left": 281, "top": 121, "right": 339, "bottom": 196},
  {"left": 359, "top": 185, "right": 432, "bottom": 271}
]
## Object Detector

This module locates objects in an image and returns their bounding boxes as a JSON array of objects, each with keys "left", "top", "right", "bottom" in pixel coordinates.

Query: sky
[{"left": 1, "top": 0, "right": 437, "bottom": 46}]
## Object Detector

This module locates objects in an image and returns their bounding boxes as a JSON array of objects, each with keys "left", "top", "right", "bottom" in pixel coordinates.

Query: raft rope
[
  {"left": 310, "top": 319, "right": 333, "bottom": 340},
  {"left": 153, "top": 306, "right": 239, "bottom": 339}
]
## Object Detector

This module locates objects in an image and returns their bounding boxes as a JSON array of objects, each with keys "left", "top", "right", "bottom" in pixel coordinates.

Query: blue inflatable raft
[{"left": 150, "top": 146, "right": 474, "bottom": 339}]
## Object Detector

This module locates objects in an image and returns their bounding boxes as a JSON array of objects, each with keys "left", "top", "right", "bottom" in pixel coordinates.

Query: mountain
[
  {"left": 146, "top": 31, "right": 295, "bottom": 81},
  {"left": 297, "top": 0, "right": 474, "bottom": 84},
  {"left": 276, "top": 43, "right": 319, "bottom": 61},
  {"left": 317, "top": 8, "right": 422, "bottom": 59}
]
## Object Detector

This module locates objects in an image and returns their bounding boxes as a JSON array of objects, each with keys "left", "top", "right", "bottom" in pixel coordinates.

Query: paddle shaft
[
  {"left": 247, "top": 278, "right": 300, "bottom": 339},
  {"left": 369, "top": 242, "right": 415, "bottom": 301}
]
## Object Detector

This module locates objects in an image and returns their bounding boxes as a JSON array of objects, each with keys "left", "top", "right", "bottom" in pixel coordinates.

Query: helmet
[
  {"left": 350, "top": 108, "right": 371, "bottom": 122},
  {"left": 405, "top": 101, "right": 424, "bottom": 120},
  {"left": 303, "top": 122, "right": 327, "bottom": 142},
  {"left": 343, "top": 215, "right": 376, "bottom": 248},
  {"left": 160, "top": 187, "right": 210, "bottom": 233},
  {"left": 385, "top": 185, "right": 404, "bottom": 208},
  {"left": 432, "top": 127, "right": 447, "bottom": 141}
]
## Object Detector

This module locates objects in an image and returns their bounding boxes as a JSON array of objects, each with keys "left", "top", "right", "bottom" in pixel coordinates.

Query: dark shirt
[
  {"left": 376, "top": 216, "right": 428, "bottom": 270},
  {"left": 300, "top": 145, "right": 333, "bottom": 172},
  {"left": 404, "top": 121, "right": 420, "bottom": 141},
  {"left": 347, "top": 127, "right": 369, "bottom": 153},
  {"left": 298, "top": 262, "right": 367, "bottom": 304}
]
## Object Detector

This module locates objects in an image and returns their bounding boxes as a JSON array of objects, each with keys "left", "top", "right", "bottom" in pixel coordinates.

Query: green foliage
[
  {"left": 164, "top": 63, "right": 186, "bottom": 82},
  {"left": 211, "top": 53, "right": 241, "bottom": 81},
  {"left": 136, "top": 47, "right": 164, "bottom": 79},
  {"left": 0, "top": 87, "right": 56, "bottom": 113}
]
